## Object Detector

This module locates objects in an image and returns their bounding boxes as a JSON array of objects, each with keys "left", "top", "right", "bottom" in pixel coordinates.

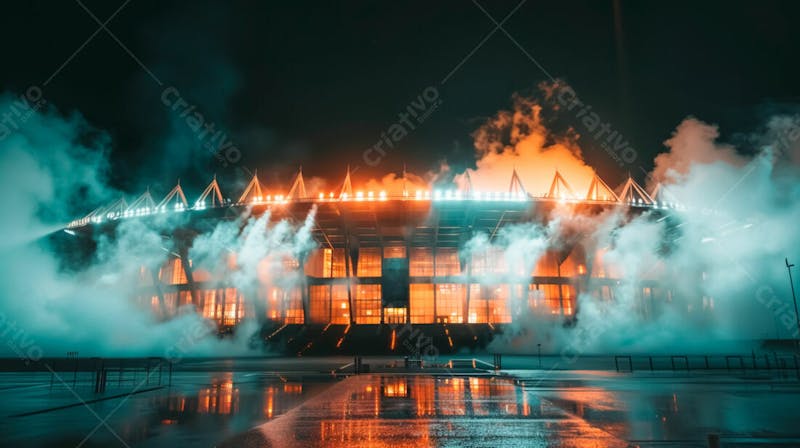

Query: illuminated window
[
  {"left": 468, "top": 284, "right": 511, "bottom": 323},
  {"left": 468, "top": 284, "right": 487, "bottom": 323},
  {"left": 409, "top": 248, "right": 433, "bottom": 276},
  {"left": 331, "top": 284, "right": 350, "bottom": 324},
  {"left": 282, "top": 255, "right": 299, "bottom": 272},
  {"left": 202, "top": 289, "right": 218, "bottom": 319},
  {"left": 531, "top": 284, "right": 575, "bottom": 316},
  {"left": 436, "top": 283, "right": 464, "bottom": 323},
  {"left": 383, "top": 246, "right": 407, "bottom": 259},
  {"left": 304, "top": 249, "right": 326, "bottom": 277},
  {"left": 383, "top": 378, "right": 408, "bottom": 397},
  {"left": 533, "top": 252, "right": 559, "bottom": 277},
  {"left": 488, "top": 285, "right": 511, "bottom": 323},
  {"left": 161, "top": 258, "right": 187, "bottom": 284},
  {"left": 561, "top": 285, "right": 576, "bottom": 316},
  {"left": 322, "top": 249, "right": 333, "bottom": 277},
  {"left": 311, "top": 248, "right": 348, "bottom": 278},
  {"left": 308, "top": 285, "right": 331, "bottom": 323},
  {"left": 384, "top": 307, "right": 407, "bottom": 324},
  {"left": 178, "top": 291, "right": 192, "bottom": 308},
  {"left": 261, "top": 286, "right": 282, "bottom": 321},
  {"left": 357, "top": 248, "right": 382, "bottom": 277},
  {"left": 410, "top": 283, "right": 434, "bottom": 323},
  {"left": 222, "top": 288, "right": 244, "bottom": 326},
  {"left": 173, "top": 259, "right": 188, "bottom": 284},
  {"left": 329, "top": 249, "right": 347, "bottom": 277},
  {"left": 435, "top": 248, "right": 461, "bottom": 276},
  {"left": 284, "top": 287, "right": 304, "bottom": 324},
  {"left": 538, "top": 284, "right": 563, "bottom": 314},
  {"left": 354, "top": 284, "right": 381, "bottom": 324}
]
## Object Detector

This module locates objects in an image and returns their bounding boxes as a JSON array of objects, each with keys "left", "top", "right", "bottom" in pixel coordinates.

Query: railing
[
  {"left": 612, "top": 353, "right": 800, "bottom": 377},
  {"left": 45, "top": 357, "right": 173, "bottom": 392}
]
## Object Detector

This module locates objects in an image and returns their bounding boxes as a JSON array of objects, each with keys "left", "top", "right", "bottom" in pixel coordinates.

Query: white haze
[
  {"left": 475, "top": 105, "right": 800, "bottom": 354},
  {"left": 0, "top": 97, "right": 316, "bottom": 358},
  {"left": 2, "top": 89, "right": 800, "bottom": 358}
]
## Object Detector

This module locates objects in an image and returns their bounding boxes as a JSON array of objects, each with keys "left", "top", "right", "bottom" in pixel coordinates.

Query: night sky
[{"left": 2, "top": 0, "right": 799, "bottom": 194}]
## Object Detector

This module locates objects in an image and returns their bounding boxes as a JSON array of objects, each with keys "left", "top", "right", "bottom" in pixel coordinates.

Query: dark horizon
[{"left": 2, "top": 0, "right": 799, "bottom": 195}]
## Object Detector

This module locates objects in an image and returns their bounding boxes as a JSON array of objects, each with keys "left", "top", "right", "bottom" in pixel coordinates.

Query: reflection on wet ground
[
  {"left": 0, "top": 371, "right": 333, "bottom": 447},
  {"left": 226, "top": 375, "right": 629, "bottom": 448},
  {"left": 2, "top": 364, "right": 800, "bottom": 447}
]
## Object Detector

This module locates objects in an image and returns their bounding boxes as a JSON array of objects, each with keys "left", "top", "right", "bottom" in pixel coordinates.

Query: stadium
[{"left": 61, "top": 166, "right": 686, "bottom": 355}]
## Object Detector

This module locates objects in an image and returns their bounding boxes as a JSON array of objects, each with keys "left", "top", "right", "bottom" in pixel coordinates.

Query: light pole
[
  {"left": 785, "top": 258, "right": 800, "bottom": 346},
  {"left": 537, "top": 343, "right": 542, "bottom": 368}
]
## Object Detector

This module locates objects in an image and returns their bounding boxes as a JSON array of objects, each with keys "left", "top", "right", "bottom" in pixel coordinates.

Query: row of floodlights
[{"left": 70, "top": 191, "right": 684, "bottom": 227}]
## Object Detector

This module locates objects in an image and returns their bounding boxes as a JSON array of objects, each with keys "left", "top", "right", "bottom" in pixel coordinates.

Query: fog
[{"left": 2, "top": 86, "right": 800, "bottom": 359}]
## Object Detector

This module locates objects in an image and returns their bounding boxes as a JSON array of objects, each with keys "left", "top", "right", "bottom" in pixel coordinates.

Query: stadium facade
[{"left": 64, "top": 168, "right": 685, "bottom": 353}]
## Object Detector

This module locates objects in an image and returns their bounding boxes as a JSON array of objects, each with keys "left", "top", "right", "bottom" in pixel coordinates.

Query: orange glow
[
  {"left": 354, "top": 284, "right": 381, "bottom": 324},
  {"left": 357, "top": 248, "right": 382, "bottom": 277},
  {"left": 331, "top": 285, "right": 350, "bottom": 324},
  {"left": 383, "top": 378, "right": 407, "bottom": 397},
  {"left": 198, "top": 377, "right": 238, "bottom": 415},
  {"left": 283, "top": 383, "right": 302, "bottom": 394},
  {"left": 436, "top": 284, "right": 465, "bottom": 323},
  {"left": 435, "top": 248, "right": 461, "bottom": 276},
  {"left": 384, "top": 307, "right": 406, "bottom": 324},
  {"left": 409, "top": 284, "right": 434, "bottom": 323},
  {"left": 363, "top": 171, "right": 428, "bottom": 197},
  {"left": 160, "top": 258, "right": 187, "bottom": 284},
  {"left": 409, "top": 248, "right": 433, "bottom": 276},
  {"left": 412, "top": 378, "right": 435, "bottom": 417},
  {"left": 264, "top": 386, "right": 275, "bottom": 418},
  {"left": 453, "top": 97, "right": 596, "bottom": 197},
  {"left": 383, "top": 246, "right": 406, "bottom": 259}
]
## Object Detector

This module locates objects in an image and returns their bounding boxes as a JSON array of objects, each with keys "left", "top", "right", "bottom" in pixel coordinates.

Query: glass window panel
[
  {"left": 435, "top": 248, "right": 461, "bottom": 276},
  {"left": 435, "top": 283, "right": 464, "bottom": 323},
  {"left": 357, "top": 248, "right": 382, "bottom": 277},
  {"left": 383, "top": 246, "right": 407, "bottom": 259},
  {"left": 409, "top": 248, "right": 433, "bottom": 276},
  {"left": 331, "top": 284, "right": 350, "bottom": 324},
  {"left": 354, "top": 284, "right": 381, "bottom": 324},
  {"left": 308, "top": 285, "right": 331, "bottom": 323},
  {"left": 410, "top": 283, "right": 434, "bottom": 323}
]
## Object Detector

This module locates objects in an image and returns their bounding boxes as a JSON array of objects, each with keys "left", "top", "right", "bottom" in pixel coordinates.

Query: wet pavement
[{"left": 1, "top": 359, "right": 800, "bottom": 447}]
